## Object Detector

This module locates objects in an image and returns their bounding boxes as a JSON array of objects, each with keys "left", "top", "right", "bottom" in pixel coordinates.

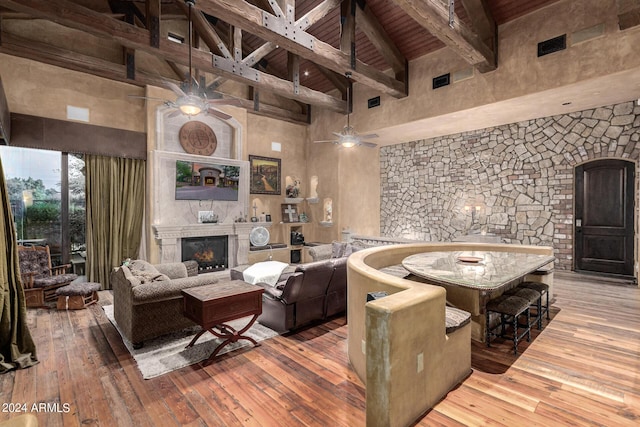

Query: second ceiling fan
[{"left": 313, "top": 80, "right": 378, "bottom": 148}]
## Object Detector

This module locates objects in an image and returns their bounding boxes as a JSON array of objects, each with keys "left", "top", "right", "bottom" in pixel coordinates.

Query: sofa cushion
[
  {"left": 331, "top": 241, "right": 366, "bottom": 258},
  {"left": 154, "top": 262, "right": 188, "bottom": 280},
  {"left": 445, "top": 306, "right": 471, "bottom": 334},
  {"left": 131, "top": 275, "right": 218, "bottom": 304},
  {"left": 308, "top": 244, "right": 333, "bottom": 262},
  {"left": 33, "top": 273, "right": 78, "bottom": 288}
]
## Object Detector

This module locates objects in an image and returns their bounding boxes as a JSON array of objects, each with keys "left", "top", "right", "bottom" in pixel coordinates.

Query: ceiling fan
[
  {"left": 130, "top": 0, "right": 238, "bottom": 121},
  {"left": 313, "top": 85, "right": 378, "bottom": 148}
]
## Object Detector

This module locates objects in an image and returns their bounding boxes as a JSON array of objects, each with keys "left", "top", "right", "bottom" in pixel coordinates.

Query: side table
[{"left": 181, "top": 280, "right": 264, "bottom": 365}]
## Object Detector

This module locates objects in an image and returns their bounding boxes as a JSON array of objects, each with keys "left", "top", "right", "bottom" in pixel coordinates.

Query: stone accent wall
[{"left": 380, "top": 100, "right": 640, "bottom": 270}]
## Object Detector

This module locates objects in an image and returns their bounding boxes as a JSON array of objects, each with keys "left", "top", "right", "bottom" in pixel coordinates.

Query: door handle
[{"left": 576, "top": 219, "right": 582, "bottom": 227}]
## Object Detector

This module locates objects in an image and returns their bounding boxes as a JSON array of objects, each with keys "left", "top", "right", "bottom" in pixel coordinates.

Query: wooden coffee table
[{"left": 181, "top": 280, "right": 264, "bottom": 365}]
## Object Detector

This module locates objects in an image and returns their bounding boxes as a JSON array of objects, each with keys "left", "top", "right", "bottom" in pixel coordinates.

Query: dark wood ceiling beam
[
  {"left": 207, "top": 41, "right": 277, "bottom": 90},
  {"left": 146, "top": 0, "right": 160, "bottom": 47},
  {"left": 236, "top": 97, "right": 308, "bottom": 124},
  {"left": 356, "top": 0, "right": 406, "bottom": 79},
  {"left": 231, "top": 26, "right": 242, "bottom": 61},
  {"left": 341, "top": 0, "right": 355, "bottom": 67},
  {"left": 253, "top": 0, "right": 278, "bottom": 15},
  {"left": 195, "top": 0, "right": 407, "bottom": 98},
  {"left": 296, "top": 0, "right": 342, "bottom": 30},
  {"left": 460, "top": 0, "right": 497, "bottom": 69},
  {"left": 0, "top": 30, "right": 169, "bottom": 88},
  {"left": 617, "top": 0, "right": 640, "bottom": 30},
  {"left": 315, "top": 64, "right": 348, "bottom": 96},
  {"left": 174, "top": 0, "right": 231, "bottom": 58},
  {"left": 0, "top": 0, "right": 346, "bottom": 112},
  {"left": 2, "top": 30, "right": 309, "bottom": 124},
  {"left": 166, "top": 60, "right": 187, "bottom": 80},
  {"left": 195, "top": 0, "right": 341, "bottom": 93},
  {"left": 391, "top": 0, "right": 496, "bottom": 72},
  {"left": 288, "top": 52, "right": 300, "bottom": 94}
]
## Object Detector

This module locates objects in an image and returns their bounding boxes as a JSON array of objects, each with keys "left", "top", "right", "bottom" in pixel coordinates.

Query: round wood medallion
[{"left": 179, "top": 121, "right": 217, "bottom": 156}]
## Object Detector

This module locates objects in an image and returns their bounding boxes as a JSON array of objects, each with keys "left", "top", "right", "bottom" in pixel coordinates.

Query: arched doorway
[{"left": 574, "top": 159, "right": 635, "bottom": 277}]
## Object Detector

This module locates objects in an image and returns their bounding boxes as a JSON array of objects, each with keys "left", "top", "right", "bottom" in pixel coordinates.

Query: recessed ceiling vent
[
  {"left": 432, "top": 73, "right": 450, "bottom": 89},
  {"left": 368, "top": 96, "right": 381, "bottom": 109},
  {"left": 537, "top": 34, "right": 566, "bottom": 57}
]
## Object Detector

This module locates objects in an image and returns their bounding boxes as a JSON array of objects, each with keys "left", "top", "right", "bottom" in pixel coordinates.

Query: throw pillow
[
  {"left": 129, "top": 259, "right": 160, "bottom": 274},
  {"left": 332, "top": 241, "right": 347, "bottom": 258},
  {"left": 130, "top": 269, "right": 170, "bottom": 284}
]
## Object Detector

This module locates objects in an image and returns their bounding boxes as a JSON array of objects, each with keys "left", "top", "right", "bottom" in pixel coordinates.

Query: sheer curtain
[
  {"left": 85, "top": 155, "right": 145, "bottom": 289},
  {"left": 0, "top": 157, "right": 38, "bottom": 373}
]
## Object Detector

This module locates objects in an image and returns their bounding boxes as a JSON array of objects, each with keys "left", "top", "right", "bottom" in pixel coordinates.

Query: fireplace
[{"left": 182, "top": 236, "right": 229, "bottom": 273}]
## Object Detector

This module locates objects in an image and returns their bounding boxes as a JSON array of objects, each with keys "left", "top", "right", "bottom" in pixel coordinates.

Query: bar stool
[
  {"left": 505, "top": 287, "right": 541, "bottom": 328},
  {"left": 485, "top": 294, "right": 533, "bottom": 355},
  {"left": 518, "top": 281, "right": 550, "bottom": 329}
]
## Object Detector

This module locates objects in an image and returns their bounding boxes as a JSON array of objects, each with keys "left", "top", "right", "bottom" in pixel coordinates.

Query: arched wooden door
[{"left": 574, "top": 159, "right": 635, "bottom": 276}]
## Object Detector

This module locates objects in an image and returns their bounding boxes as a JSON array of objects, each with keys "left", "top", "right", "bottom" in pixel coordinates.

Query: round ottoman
[{"left": 56, "top": 282, "right": 101, "bottom": 310}]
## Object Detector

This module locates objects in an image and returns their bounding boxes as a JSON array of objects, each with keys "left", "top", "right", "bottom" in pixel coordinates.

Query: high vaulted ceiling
[{"left": 0, "top": 0, "right": 607, "bottom": 124}]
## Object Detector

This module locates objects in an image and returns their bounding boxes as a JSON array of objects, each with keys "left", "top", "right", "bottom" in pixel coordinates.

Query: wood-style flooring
[{"left": 1, "top": 271, "right": 639, "bottom": 426}]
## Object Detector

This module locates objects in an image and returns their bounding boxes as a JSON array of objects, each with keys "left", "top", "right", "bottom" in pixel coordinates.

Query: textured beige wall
[
  {"left": 246, "top": 114, "right": 309, "bottom": 245},
  {"left": 352, "top": 0, "right": 640, "bottom": 137},
  {"left": 308, "top": 102, "right": 381, "bottom": 240},
  {"left": 0, "top": 54, "right": 145, "bottom": 132}
]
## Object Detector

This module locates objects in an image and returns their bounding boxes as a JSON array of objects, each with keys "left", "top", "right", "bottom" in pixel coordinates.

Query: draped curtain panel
[
  {"left": 86, "top": 155, "right": 146, "bottom": 289},
  {"left": 0, "top": 158, "right": 38, "bottom": 373}
]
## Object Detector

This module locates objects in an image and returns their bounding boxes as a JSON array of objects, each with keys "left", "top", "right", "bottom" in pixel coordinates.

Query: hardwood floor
[{"left": 1, "top": 271, "right": 639, "bottom": 426}]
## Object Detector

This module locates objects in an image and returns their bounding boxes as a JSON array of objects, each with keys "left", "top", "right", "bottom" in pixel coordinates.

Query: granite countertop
[{"left": 402, "top": 250, "right": 555, "bottom": 291}]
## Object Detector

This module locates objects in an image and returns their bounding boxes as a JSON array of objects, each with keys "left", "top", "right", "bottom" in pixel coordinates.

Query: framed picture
[
  {"left": 281, "top": 204, "right": 299, "bottom": 223},
  {"left": 249, "top": 155, "right": 281, "bottom": 195}
]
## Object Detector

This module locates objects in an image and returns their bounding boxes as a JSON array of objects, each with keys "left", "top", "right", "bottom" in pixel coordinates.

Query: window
[{"left": 1, "top": 146, "right": 85, "bottom": 271}]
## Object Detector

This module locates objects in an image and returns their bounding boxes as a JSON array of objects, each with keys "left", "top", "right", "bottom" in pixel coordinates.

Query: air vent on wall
[
  {"left": 537, "top": 34, "right": 566, "bottom": 57},
  {"left": 368, "top": 96, "right": 381, "bottom": 109},
  {"left": 572, "top": 23, "right": 605, "bottom": 45},
  {"left": 452, "top": 67, "right": 474, "bottom": 83},
  {"left": 433, "top": 73, "right": 450, "bottom": 89}
]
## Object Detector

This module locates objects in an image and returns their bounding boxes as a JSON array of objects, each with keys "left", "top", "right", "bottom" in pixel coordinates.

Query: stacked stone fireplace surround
[{"left": 380, "top": 100, "right": 640, "bottom": 271}]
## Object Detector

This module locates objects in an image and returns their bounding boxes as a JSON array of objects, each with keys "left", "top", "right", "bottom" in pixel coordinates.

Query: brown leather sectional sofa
[{"left": 230, "top": 243, "right": 351, "bottom": 333}]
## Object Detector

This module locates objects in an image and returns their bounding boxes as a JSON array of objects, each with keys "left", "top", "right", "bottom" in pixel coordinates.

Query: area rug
[{"left": 102, "top": 305, "right": 278, "bottom": 379}]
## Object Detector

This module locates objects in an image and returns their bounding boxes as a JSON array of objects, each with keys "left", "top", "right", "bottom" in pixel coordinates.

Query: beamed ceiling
[{"left": 0, "top": 0, "right": 576, "bottom": 123}]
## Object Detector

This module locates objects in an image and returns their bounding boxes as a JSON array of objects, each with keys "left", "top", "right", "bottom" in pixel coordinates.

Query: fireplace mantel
[
  {"left": 153, "top": 223, "right": 235, "bottom": 239},
  {"left": 152, "top": 222, "right": 271, "bottom": 268}
]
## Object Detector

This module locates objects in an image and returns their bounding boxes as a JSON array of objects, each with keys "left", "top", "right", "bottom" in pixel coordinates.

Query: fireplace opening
[{"left": 182, "top": 236, "right": 228, "bottom": 273}]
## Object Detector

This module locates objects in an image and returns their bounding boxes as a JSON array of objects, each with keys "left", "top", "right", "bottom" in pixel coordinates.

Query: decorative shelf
[
  {"left": 319, "top": 221, "right": 334, "bottom": 227},
  {"left": 283, "top": 198, "right": 304, "bottom": 204},
  {"left": 306, "top": 197, "right": 319, "bottom": 204}
]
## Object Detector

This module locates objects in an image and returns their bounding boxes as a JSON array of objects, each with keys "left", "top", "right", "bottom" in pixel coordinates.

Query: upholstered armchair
[{"left": 18, "top": 245, "right": 78, "bottom": 307}]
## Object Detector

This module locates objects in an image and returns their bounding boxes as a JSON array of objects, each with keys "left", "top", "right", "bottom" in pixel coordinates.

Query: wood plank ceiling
[{"left": 0, "top": 0, "right": 564, "bottom": 123}]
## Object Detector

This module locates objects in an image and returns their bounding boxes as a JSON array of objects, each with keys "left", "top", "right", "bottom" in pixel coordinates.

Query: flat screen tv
[{"left": 175, "top": 160, "right": 240, "bottom": 201}]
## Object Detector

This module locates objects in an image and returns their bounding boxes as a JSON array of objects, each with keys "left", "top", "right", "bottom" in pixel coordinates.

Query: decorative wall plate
[{"left": 179, "top": 121, "right": 217, "bottom": 156}]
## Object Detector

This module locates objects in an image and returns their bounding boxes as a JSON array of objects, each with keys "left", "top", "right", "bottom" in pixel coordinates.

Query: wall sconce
[{"left": 464, "top": 205, "right": 481, "bottom": 223}]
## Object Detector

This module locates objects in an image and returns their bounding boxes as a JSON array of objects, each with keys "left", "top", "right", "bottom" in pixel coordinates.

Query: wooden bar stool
[
  {"left": 505, "top": 287, "right": 542, "bottom": 329},
  {"left": 485, "top": 294, "right": 533, "bottom": 355},
  {"left": 518, "top": 281, "right": 550, "bottom": 329}
]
